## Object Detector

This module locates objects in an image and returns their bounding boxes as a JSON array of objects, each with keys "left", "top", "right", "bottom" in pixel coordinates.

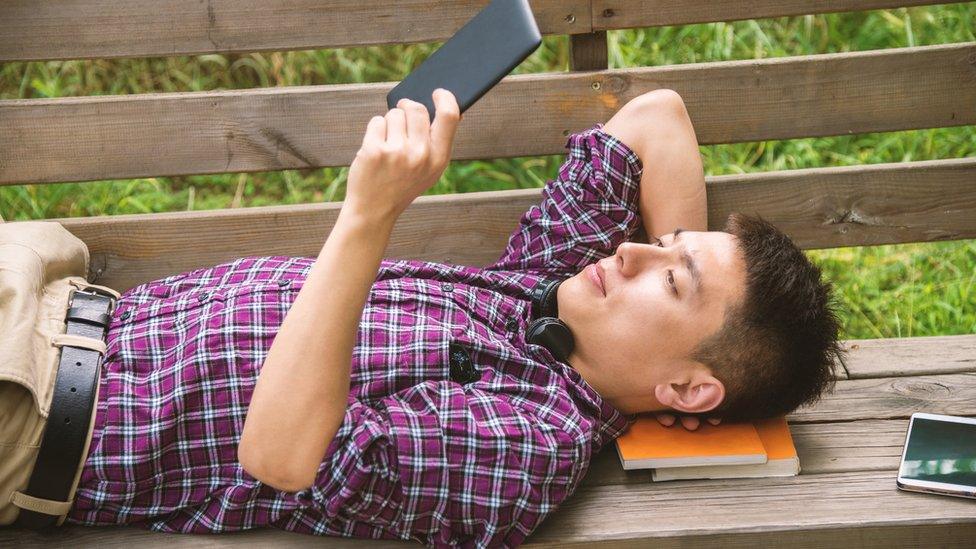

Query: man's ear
[{"left": 653, "top": 371, "right": 725, "bottom": 414}]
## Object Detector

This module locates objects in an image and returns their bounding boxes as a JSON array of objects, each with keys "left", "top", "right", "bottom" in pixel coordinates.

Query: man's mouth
[{"left": 587, "top": 263, "right": 605, "bottom": 296}]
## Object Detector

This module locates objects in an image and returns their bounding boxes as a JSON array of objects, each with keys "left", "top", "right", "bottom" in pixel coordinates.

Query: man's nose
[{"left": 616, "top": 241, "right": 667, "bottom": 275}]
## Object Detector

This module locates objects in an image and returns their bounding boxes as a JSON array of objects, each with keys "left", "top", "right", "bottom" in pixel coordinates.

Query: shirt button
[
  {"left": 119, "top": 310, "right": 131, "bottom": 321},
  {"left": 449, "top": 343, "right": 476, "bottom": 384},
  {"left": 505, "top": 318, "right": 519, "bottom": 332},
  {"left": 277, "top": 279, "right": 290, "bottom": 287},
  {"left": 197, "top": 292, "right": 210, "bottom": 302},
  {"left": 442, "top": 283, "right": 454, "bottom": 292}
]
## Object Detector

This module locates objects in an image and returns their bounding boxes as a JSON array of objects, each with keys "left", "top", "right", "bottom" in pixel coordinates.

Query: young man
[{"left": 61, "top": 89, "right": 841, "bottom": 546}]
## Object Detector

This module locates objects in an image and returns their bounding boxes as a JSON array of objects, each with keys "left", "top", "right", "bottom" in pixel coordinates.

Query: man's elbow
[{"left": 238, "top": 442, "right": 317, "bottom": 492}]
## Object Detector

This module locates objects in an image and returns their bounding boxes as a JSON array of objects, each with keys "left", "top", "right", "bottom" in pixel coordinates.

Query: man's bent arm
[
  {"left": 608, "top": 91, "right": 707, "bottom": 237},
  {"left": 239, "top": 208, "right": 395, "bottom": 492}
]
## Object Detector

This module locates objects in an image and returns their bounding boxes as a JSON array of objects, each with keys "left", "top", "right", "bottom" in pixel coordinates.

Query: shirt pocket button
[
  {"left": 442, "top": 283, "right": 454, "bottom": 292},
  {"left": 449, "top": 342, "right": 476, "bottom": 384}
]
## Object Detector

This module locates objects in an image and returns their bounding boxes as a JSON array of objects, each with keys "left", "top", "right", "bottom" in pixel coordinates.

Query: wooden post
[{"left": 569, "top": 31, "right": 608, "bottom": 71}]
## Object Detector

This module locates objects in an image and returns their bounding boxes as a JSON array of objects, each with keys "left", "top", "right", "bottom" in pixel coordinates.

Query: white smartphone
[{"left": 896, "top": 412, "right": 976, "bottom": 500}]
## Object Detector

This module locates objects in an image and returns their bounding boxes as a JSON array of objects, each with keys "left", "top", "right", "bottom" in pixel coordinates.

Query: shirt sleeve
[
  {"left": 298, "top": 382, "right": 592, "bottom": 547},
  {"left": 485, "top": 122, "right": 645, "bottom": 278}
]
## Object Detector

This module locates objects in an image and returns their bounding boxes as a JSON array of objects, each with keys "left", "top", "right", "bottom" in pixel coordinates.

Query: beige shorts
[{"left": 0, "top": 221, "right": 119, "bottom": 526}]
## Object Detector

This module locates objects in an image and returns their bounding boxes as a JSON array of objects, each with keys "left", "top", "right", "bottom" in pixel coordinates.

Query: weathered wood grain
[
  {"left": 788, "top": 373, "right": 976, "bottom": 423},
  {"left": 2, "top": 43, "right": 973, "bottom": 185},
  {"left": 591, "top": 0, "right": 969, "bottom": 30},
  {"left": 0, "top": 0, "right": 589, "bottom": 62},
  {"left": 527, "top": 470, "right": 976, "bottom": 546},
  {"left": 19, "top": 157, "right": 973, "bottom": 292},
  {"left": 0, "top": 1, "right": 964, "bottom": 61},
  {"left": 6, "top": 520, "right": 975, "bottom": 549},
  {"left": 842, "top": 334, "right": 976, "bottom": 378}
]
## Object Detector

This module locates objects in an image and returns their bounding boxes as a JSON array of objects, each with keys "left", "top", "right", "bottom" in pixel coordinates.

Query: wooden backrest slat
[
  {"left": 2, "top": 43, "right": 972, "bottom": 186},
  {"left": 591, "top": 0, "right": 966, "bottom": 30},
  {"left": 0, "top": 0, "right": 587, "bottom": 62},
  {"left": 54, "top": 157, "right": 976, "bottom": 292},
  {"left": 0, "top": 0, "right": 963, "bottom": 62}
]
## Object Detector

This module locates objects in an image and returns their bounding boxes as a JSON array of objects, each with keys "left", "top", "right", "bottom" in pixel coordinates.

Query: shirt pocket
[{"left": 354, "top": 279, "right": 470, "bottom": 397}]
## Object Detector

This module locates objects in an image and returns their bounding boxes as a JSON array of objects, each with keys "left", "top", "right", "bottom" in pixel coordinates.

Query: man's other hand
[{"left": 654, "top": 413, "right": 722, "bottom": 431}]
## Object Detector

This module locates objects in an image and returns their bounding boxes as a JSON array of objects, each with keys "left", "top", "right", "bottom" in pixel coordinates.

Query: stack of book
[{"left": 614, "top": 415, "right": 799, "bottom": 481}]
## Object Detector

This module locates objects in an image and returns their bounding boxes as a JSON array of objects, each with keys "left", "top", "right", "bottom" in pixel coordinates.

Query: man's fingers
[
  {"left": 398, "top": 98, "right": 430, "bottom": 145},
  {"left": 679, "top": 416, "right": 700, "bottom": 430},
  {"left": 656, "top": 413, "right": 676, "bottom": 427},
  {"left": 385, "top": 107, "right": 406, "bottom": 148},
  {"left": 363, "top": 115, "right": 386, "bottom": 147},
  {"left": 430, "top": 88, "right": 461, "bottom": 165},
  {"left": 706, "top": 417, "right": 722, "bottom": 425}
]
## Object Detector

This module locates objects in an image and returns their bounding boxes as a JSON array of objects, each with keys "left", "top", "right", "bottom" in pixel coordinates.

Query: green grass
[{"left": 1, "top": 4, "right": 974, "bottom": 340}]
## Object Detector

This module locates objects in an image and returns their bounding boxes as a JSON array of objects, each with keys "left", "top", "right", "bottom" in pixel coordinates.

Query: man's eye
[
  {"left": 667, "top": 270, "right": 677, "bottom": 294},
  {"left": 655, "top": 237, "right": 664, "bottom": 247}
]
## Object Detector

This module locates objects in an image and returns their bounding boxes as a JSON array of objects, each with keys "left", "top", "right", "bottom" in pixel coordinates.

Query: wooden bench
[{"left": 2, "top": 1, "right": 975, "bottom": 546}]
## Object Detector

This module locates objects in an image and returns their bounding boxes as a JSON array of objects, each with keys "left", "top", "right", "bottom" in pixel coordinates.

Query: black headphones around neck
[{"left": 526, "top": 277, "right": 575, "bottom": 362}]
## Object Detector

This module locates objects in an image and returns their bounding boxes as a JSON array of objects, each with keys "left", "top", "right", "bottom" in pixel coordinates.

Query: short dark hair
[{"left": 690, "top": 212, "right": 844, "bottom": 422}]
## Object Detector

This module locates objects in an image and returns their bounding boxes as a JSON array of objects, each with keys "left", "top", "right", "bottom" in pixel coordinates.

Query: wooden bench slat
[
  {"left": 2, "top": 43, "right": 973, "bottom": 185},
  {"left": 8, "top": 519, "right": 974, "bottom": 548},
  {"left": 788, "top": 372, "right": 976, "bottom": 423},
  {"left": 528, "top": 470, "right": 976, "bottom": 546},
  {"left": 29, "top": 157, "right": 975, "bottom": 293},
  {"left": 1, "top": 1, "right": 963, "bottom": 62},
  {"left": 0, "top": 0, "right": 588, "bottom": 62},
  {"left": 842, "top": 334, "right": 976, "bottom": 378},
  {"left": 592, "top": 0, "right": 968, "bottom": 30}
]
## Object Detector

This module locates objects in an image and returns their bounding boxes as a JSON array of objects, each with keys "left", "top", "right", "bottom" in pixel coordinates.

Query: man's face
[{"left": 556, "top": 229, "right": 748, "bottom": 413}]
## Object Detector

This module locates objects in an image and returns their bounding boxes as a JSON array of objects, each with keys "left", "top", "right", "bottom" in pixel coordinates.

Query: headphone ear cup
[
  {"left": 530, "top": 277, "right": 563, "bottom": 319},
  {"left": 526, "top": 317, "right": 575, "bottom": 363}
]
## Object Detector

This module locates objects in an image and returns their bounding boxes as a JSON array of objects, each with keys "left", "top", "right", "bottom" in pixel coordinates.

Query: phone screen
[{"left": 900, "top": 417, "right": 976, "bottom": 487}]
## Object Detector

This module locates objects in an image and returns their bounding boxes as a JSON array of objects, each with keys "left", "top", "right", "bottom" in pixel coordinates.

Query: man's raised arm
[
  {"left": 603, "top": 89, "right": 707, "bottom": 239},
  {"left": 238, "top": 90, "right": 461, "bottom": 491}
]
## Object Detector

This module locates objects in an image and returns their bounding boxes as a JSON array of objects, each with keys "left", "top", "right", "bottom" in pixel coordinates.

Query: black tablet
[{"left": 386, "top": 0, "right": 541, "bottom": 122}]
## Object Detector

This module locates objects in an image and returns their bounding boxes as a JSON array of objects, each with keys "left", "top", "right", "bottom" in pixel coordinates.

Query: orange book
[
  {"left": 615, "top": 416, "right": 767, "bottom": 470},
  {"left": 650, "top": 416, "right": 800, "bottom": 481}
]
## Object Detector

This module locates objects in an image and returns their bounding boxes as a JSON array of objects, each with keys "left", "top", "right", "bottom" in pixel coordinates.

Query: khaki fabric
[{"left": 0, "top": 221, "right": 109, "bottom": 526}]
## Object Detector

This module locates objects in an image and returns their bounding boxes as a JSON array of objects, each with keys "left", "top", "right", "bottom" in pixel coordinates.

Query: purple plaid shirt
[{"left": 66, "top": 123, "right": 644, "bottom": 547}]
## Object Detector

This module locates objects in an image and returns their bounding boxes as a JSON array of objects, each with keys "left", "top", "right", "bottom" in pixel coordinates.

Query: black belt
[{"left": 15, "top": 287, "right": 115, "bottom": 529}]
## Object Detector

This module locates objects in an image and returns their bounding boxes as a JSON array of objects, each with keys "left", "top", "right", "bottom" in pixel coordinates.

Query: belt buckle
[{"left": 69, "top": 287, "right": 117, "bottom": 316}]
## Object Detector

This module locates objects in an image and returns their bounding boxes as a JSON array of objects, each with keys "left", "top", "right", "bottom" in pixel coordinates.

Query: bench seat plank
[
  {"left": 788, "top": 372, "right": 976, "bottom": 423},
  {"left": 842, "top": 334, "right": 976, "bottom": 378},
  {"left": 3, "top": 43, "right": 973, "bottom": 185},
  {"left": 526, "top": 469, "right": 976, "bottom": 546}
]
